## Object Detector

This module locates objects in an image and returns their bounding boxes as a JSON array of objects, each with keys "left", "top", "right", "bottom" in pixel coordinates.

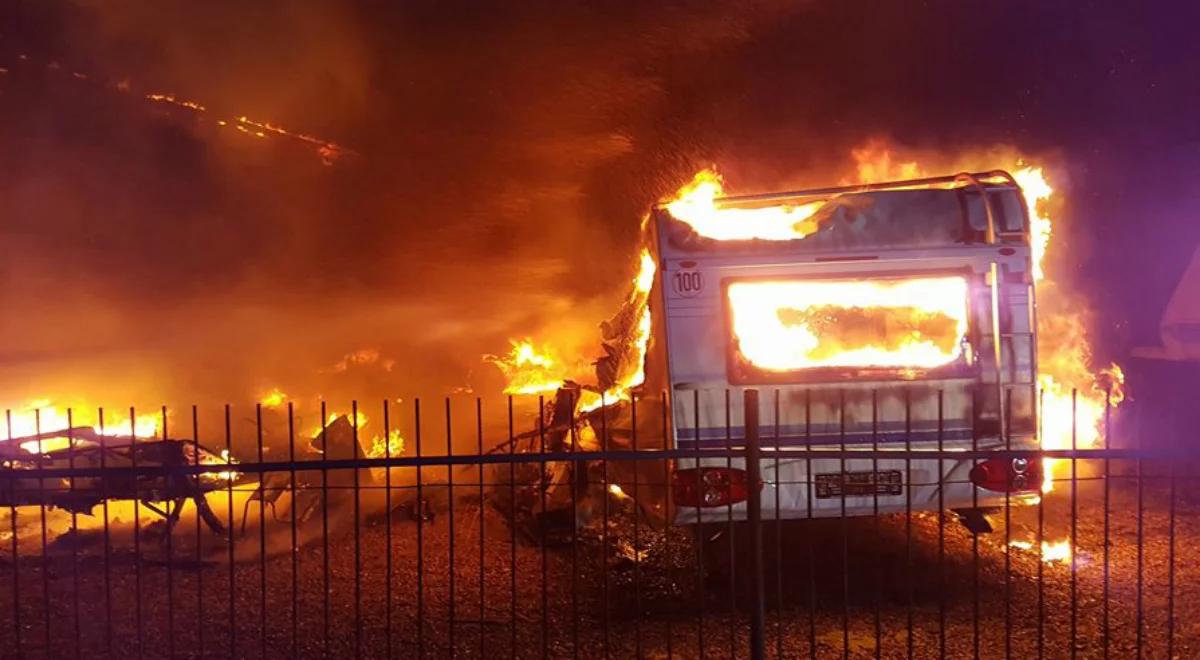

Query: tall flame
[
  {"left": 578, "top": 249, "right": 656, "bottom": 412},
  {"left": 488, "top": 247, "right": 655, "bottom": 411},
  {"left": 1007, "top": 165, "right": 1123, "bottom": 492}
]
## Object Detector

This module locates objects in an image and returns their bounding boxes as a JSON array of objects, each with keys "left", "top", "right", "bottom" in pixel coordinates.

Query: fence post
[{"left": 744, "top": 388, "right": 765, "bottom": 660}]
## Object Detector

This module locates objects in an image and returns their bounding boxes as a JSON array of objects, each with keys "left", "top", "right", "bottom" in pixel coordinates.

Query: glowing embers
[{"left": 726, "top": 276, "right": 970, "bottom": 373}]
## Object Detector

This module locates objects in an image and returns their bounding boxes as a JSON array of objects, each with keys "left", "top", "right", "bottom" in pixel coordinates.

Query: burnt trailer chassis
[{"left": 1, "top": 428, "right": 230, "bottom": 538}]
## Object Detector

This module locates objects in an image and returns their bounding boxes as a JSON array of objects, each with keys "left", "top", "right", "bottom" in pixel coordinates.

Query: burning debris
[
  {"left": 485, "top": 340, "right": 570, "bottom": 395},
  {"left": 1008, "top": 538, "right": 1074, "bottom": 564}
]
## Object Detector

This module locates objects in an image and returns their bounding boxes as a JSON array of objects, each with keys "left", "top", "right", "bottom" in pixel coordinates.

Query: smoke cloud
[{"left": 2, "top": 1, "right": 1197, "bottom": 416}]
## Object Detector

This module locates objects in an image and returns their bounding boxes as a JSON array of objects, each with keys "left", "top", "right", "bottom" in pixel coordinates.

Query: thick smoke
[{"left": 2, "top": 1, "right": 1198, "bottom": 419}]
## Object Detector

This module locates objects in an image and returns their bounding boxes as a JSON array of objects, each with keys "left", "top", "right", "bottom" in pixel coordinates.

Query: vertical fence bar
[
  {"left": 163, "top": 406, "right": 175, "bottom": 660},
  {"left": 539, "top": 395, "right": 548, "bottom": 660},
  {"left": 476, "top": 397, "right": 486, "bottom": 659},
  {"left": 568, "top": 390, "right": 579, "bottom": 659},
  {"left": 6, "top": 411, "right": 18, "bottom": 658},
  {"left": 661, "top": 392, "right": 674, "bottom": 659},
  {"left": 774, "top": 389, "right": 783, "bottom": 660},
  {"left": 1136, "top": 438, "right": 1143, "bottom": 660},
  {"left": 415, "top": 398, "right": 424, "bottom": 658},
  {"left": 839, "top": 389, "right": 848, "bottom": 660},
  {"left": 937, "top": 391, "right": 946, "bottom": 660},
  {"left": 384, "top": 399, "right": 394, "bottom": 660},
  {"left": 1037, "top": 389, "right": 1044, "bottom": 660},
  {"left": 257, "top": 403, "right": 268, "bottom": 659},
  {"left": 35, "top": 409, "right": 51, "bottom": 657},
  {"left": 130, "top": 407, "right": 142, "bottom": 660},
  {"left": 871, "top": 390, "right": 881, "bottom": 659},
  {"left": 904, "top": 391, "right": 913, "bottom": 660},
  {"left": 6, "top": 410, "right": 19, "bottom": 658},
  {"left": 354, "top": 401, "right": 364, "bottom": 658},
  {"left": 1070, "top": 390, "right": 1078, "bottom": 660},
  {"left": 320, "top": 400, "right": 329, "bottom": 659},
  {"left": 225, "top": 404, "right": 236, "bottom": 660},
  {"left": 805, "top": 390, "right": 816, "bottom": 660},
  {"left": 744, "top": 389, "right": 765, "bottom": 660},
  {"left": 1003, "top": 389, "right": 1012, "bottom": 660},
  {"left": 100, "top": 408, "right": 113, "bottom": 651},
  {"left": 724, "top": 389, "right": 736, "bottom": 658},
  {"left": 445, "top": 398, "right": 455, "bottom": 656},
  {"left": 288, "top": 402, "right": 298, "bottom": 660},
  {"left": 970, "top": 390, "right": 979, "bottom": 660},
  {"left": 193, "top": 405, "right": 205, "bottom": 658},
  {"left": 1167, "top": 459, "right": 1176, "bottom": 659},
  {"left": 600, "top": 392, "right": 611, "bottom": 659},
  {"left": 692, "top": 389, "right": 705, "bottom": 658},
  {"left": 1102, "top": 389, "right": 1110, "bottom": 660},
  {"left": 67, "top": 412, "right": 81, "bottom": 659},
  {"left": 631, "top": 393, "right": 642, "bottom": 660},
  {"left": 508, "top": 396, "right": 517, "bottom": 660}
]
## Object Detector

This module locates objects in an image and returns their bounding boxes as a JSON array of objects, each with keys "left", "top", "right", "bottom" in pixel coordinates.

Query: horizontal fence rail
[{"left": 0, "top": 389, "right": 1190, "bottom": 658}]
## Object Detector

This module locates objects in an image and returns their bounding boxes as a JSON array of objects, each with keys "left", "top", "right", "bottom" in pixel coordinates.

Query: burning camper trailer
[
  {"left": 494, "top": 170, "right": 1045, "bottom": 541},
  {"left": 655, "top": 171, "right": 1043, "bottom": 532}
]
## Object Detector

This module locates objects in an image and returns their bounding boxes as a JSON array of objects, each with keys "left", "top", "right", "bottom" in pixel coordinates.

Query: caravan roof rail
[
  {"left": 706, "top": 169, "right": 1020, "bottom": 206},
  {"left": 697, "top": 168, "right": 1028, "bottom": 244}
]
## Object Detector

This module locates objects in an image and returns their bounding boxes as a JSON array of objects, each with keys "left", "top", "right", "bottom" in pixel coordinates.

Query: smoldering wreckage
[
  {"left": 0, "top": 234, "right": 661, "bottom": 563},
  {"left": 0, "top": 296, "right": 659, "bottom": 557},
  {"left": 0, "top": 402, "right": 656, "bottom": 563}
]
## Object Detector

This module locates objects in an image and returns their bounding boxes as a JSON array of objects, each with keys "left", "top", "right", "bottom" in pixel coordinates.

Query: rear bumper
[{"left": 671, "top": 453, "right": 1040, "bottom": 526}]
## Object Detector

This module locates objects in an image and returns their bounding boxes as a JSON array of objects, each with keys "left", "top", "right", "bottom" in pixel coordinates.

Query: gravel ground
[{"left": 1, "top": 459, "right": 1196, "bottom": 659}]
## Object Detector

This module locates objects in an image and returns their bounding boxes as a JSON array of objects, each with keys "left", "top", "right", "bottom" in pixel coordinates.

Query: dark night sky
[{"left": 1, "top": 1, "right": 1198, "bottom": 404}]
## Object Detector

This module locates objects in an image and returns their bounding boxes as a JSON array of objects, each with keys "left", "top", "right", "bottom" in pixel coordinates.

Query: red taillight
[
  {"left": 969, "top": 455, "right": 1041, "bottom": 493},
  {"left": 672, "top": 467, "right": 751, "bottom": 508}
]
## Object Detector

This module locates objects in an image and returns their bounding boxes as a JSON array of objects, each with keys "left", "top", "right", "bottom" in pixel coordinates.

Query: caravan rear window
[{"left": 725, "top": 275, "right": 971, "bottom": 381}]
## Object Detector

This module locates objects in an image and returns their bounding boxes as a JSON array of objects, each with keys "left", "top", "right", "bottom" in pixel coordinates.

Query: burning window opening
[{"left": 726, "top": 276, "right": 970, "bottom": 373}]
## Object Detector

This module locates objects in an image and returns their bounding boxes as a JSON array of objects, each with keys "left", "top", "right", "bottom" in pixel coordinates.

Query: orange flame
[
  {"left": 664, "top": 169, "right": 823, "bottom": 241},
  {"left": 1004, "top": 164, "right": 1124, "bottom": 492},
  {"left": 259, "top": 387, "right": 287, "bottom": 408},
  {"left": 1009, "top": 538, "right": 1073, "bottom": 564},
  {"left": 489, "top": 248, "right": 655, "bottom": 412},
  {"left": 484, "top": 339, "right": 566, "bottom": 395},
  {"left": 578, "top": 249, "right": 656, "bottom": 412},
  {"left": 727, "top": 276, "right": 969, "bottom": 371},
  {"left": 3, "top": 399, "right": 161, "bottom": 449},
  {"left": 367, "top": 429, "right": 405, "bottom": 459}
]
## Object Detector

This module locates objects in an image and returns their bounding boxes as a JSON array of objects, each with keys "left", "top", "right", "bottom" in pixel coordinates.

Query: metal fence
[{"left": 0, "top": 390, "right": 1190, "bottom": 659}]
